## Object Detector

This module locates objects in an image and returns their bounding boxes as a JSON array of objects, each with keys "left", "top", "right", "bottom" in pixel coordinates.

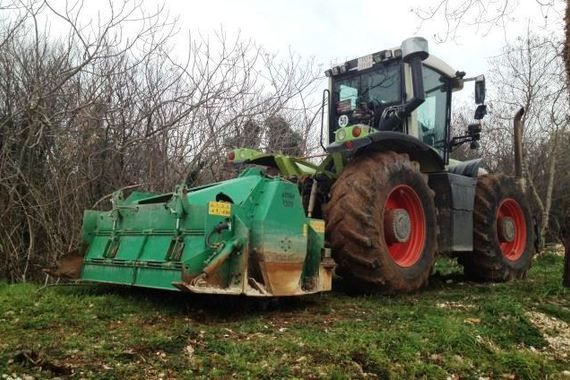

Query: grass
[{"left": 1, "top": 252, "right": 569, "bottom": 379}]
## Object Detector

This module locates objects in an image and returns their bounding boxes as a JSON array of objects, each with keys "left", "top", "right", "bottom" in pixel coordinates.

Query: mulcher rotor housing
[{"left": 72, "top": 167, "right": 334, "bottom": 297}]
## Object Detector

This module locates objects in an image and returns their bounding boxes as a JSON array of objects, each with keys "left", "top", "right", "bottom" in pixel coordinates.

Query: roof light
[
  {"left": 331, "top": 66, "right": 340, "bottom": 76},
  {"left": 339, "top": 63, "right": 348, "bottom": 73},
  {"left": 401, "top": 37, "right": 429, "bottom": 62},
  {"left": 324, "top": 69, "right": 332, "bottom": 77}
]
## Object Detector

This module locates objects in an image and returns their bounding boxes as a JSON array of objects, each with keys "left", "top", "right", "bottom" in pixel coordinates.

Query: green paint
[
  {"left": 79, "top": 169, "right": 331, "bottom": 296},
  {"left": 230, "top": 148, "right": 264, "bottom": 162}
]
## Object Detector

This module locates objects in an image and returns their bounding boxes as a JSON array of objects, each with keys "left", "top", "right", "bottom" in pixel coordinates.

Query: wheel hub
[
  {"left": 384, "top": 208, "right": 411, "bottom": 243},
  {"left": 383, "top": 184, "right": 426, "bottom": 268},
  {"left": 498, "top": 216, "right": 516, "bottom": 242},
  {"left": 496, "top": 198, "right": 527, "bottom": 261}
]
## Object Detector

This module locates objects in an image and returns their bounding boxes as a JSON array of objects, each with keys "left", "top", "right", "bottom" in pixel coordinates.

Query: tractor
[{"left": 48, "top": 37, "right": 535, "bottom": 296}]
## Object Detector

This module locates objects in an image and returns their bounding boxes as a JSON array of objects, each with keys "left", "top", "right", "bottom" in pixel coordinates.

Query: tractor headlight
[{"left": 336, "top": 129, "right": 346, "bottom": 141}]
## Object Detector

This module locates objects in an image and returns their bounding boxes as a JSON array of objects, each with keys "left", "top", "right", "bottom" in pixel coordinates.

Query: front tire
[
  {"left": 325, "top": 151, "right": 437, "bottom": 293},
  {"left": 460, "top": 175, "right": 535, "bottom": 281}
]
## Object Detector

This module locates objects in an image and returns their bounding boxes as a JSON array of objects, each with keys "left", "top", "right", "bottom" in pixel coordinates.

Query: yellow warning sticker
[
  {"left": 310, "top": 219, "right": 325, "bottom": 233},
  {"left": 208, "top": 201, "right": 232, "bottom": 217}
]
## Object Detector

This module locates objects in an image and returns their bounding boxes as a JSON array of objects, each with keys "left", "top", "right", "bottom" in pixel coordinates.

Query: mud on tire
[
  {"left": 459, "top": 174, "right": 535, "bottom": 281},
  {"left": 324, "top": 151, "right": 437, "bottom": 293}
]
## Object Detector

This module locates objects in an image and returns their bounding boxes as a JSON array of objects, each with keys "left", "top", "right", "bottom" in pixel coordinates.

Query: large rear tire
[
  {"left": 460, "top": 175, "right": 535, "bottom": 281},
  {"left": 325, "top": 151, "right": 437, "bottom": 293}
]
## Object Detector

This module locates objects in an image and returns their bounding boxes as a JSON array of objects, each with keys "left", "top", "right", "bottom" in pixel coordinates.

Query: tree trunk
[
  {"left": 552, "top": 7, "right": 568, "bottom": 282},
  {"left": 563, "top": 214, "right": 570, "bottom": 288},
  {"left": 540, "top": 130, "right": 559, "bottom": 245},
  {"left": 562, "top": 240, "right": 570, "bottom": 288},
  {"left": 566, "top": 0, "right": 570, "bottom": 88}
]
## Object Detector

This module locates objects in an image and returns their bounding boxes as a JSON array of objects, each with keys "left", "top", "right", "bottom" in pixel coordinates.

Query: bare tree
[
  {"left": 414, "top": 0, "right": 569, "bottom": 87},
  {"left": 484, "top": 31, "right": 568, "bottom": 247},
  {"left": 0, "top": 1, "right": 321, "bottom": 282}
]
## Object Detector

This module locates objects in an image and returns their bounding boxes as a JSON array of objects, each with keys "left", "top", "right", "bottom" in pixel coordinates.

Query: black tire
[
  {"left": 460, "top": 175, "right": 535, "bottom": 281},
  {"left": 324, "top": 151, "right": 437, "bottom": 293}
]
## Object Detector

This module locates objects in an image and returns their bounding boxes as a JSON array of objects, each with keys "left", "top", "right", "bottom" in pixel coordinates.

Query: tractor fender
[{"left": 354, "top": 131, "right": 445, "bottom": 173}]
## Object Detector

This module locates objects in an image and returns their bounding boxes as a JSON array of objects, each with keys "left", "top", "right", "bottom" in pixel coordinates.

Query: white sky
[
  {"left": 35, "top": 0, "right": 565, "bottom": 109},
  {"left": 172, "top": 0, "right": 564, "bottom": 103}
]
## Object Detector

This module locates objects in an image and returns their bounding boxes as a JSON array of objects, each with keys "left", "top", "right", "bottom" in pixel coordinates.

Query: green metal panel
[
  {"left": 85, "top": 236, "right": 111, "bottom": 259},
  {"left": 186, "top": 170, "right": 264, "bottom": 206},
  {"left": 77, "top": 167, "right": 332, "bottom": 296},
  {"left": 82, "top": 263, "right": 136, "bottom": 286},
  {"left": 138, "top": 236, "right": 172, "bottom": 261},
  {"left": 133, "top": 267, "right": 181, "bottom": 291},
  {"left": 124, "top": 191, "right": 162, "bottom": 203},
  {"left": 303, "top": 220, "right": 325, "bottom": 279}
]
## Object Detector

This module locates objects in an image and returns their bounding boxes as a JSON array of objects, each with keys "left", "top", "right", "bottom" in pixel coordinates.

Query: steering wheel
[{"left": 377, "top": 106, "right": 403, "bottom": 131}]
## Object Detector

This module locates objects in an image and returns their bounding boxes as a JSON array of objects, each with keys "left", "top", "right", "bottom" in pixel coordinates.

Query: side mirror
[
  {"left": 475, "top": 75, "right": 486, "bottom": 104},
  {"left": 474, "top": 104, "right": 487, "bottom": 120}
]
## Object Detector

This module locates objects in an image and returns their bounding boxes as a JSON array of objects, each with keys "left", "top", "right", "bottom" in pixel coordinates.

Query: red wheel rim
[
  {"left": 383, "top": 185, "right": 426, "bottom": 267},
  {"left": 497, "top": 198, "right": 526, "bottom": 261}
]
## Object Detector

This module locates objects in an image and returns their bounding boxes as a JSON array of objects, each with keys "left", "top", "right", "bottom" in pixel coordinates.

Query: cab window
[
  {"left": 339, "top": 83, "right": 358, "bottom": 109},
  {"left": 417, "top": 66, "right": 449, "bottom": 151}
]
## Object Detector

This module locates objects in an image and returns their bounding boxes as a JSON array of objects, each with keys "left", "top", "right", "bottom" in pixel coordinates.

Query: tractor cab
[{"left": 324, "top": 37, "right": 486, "bottom": 166}]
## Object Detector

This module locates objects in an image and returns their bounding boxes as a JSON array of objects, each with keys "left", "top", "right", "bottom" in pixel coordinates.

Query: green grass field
[{"left": 1, "top": 252, "right": 569, "bottom": 379}]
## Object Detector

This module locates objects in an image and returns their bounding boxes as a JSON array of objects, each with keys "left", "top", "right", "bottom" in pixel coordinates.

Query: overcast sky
[
  {"left": 39, "top": 0, "right": 565, "bottom": 107},
  {"left": 172, "top": 0, "right": 564, "bottom": 102},
  {"left": 42, "top": 1, "right": 566, "bottom": 90}
]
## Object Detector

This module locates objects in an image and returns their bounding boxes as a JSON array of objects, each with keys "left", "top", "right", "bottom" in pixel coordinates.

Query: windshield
[{"left": 332, "top": 61, "right": 401, "bottom": 124}]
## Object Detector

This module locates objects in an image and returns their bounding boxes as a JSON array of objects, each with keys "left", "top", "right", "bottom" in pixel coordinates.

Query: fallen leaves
[
  {"left": 8, "top": 350, "right": 72, "bottom": 376},
  {"left": 525, "top": 311, "right": 570, "bottom": 359},
  {"left": 436, "top": 301, "right": 476, "bottom": 311},
  {"left": 464, "top": 317, "right": 482, "bottom": 325},
  {"left": 184, "top": 344, "right": 194, "bottom": 360}
]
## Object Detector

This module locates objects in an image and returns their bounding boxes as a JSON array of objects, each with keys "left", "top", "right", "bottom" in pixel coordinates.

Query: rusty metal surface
[
  {"left": 173, "top": 260, "right": 334, "bottom": 297},
  {"left": 43, "top": 254, "right": 84, "bottom": 279},
  {"left": 259, "top": 261, "right": 303, "bottom": 296}
]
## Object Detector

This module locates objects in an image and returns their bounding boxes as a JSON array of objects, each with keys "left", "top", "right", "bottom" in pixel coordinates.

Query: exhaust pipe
[{"left": 513, "top": 107, "right": 525, "bottom": 189}]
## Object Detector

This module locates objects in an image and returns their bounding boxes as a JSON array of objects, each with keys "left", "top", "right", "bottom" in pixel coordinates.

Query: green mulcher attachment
[{"left": 62, "top": 164, "right": 334, "bottom": 297}]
